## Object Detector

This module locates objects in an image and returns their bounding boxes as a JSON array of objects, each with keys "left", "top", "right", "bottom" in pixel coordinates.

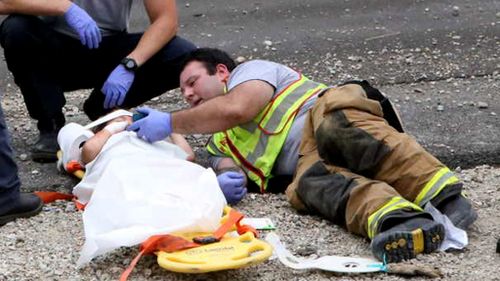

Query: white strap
[
  {"left": 83, "top": 109, "right": 132, "bottom": 130},
  {"left": 265, "top": 232, "right": 385, "bottom": 273}
]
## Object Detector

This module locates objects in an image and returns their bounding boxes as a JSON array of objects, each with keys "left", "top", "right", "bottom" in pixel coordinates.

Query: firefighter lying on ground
[{"left": 125, "top": 48, "right": 478, "bottom": 263}]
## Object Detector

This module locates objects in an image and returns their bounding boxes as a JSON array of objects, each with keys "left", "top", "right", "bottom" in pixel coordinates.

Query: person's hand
[
  {"left": 127, "top": 107, "right": 172, "bottom": 142},
  {"left": 217, "top": 171, "right": 247, "bottom": 205},
  {"left": 101, "top": 65, "right": 135, "bottom": 109},
  {"left": 64, "top": 3, "right": 102, "bottom": 49},
  {"left": 103, "top": 121, "right": 129, "bottom": 135}
]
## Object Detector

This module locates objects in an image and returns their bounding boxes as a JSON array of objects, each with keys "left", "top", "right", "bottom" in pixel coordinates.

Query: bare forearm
[
  {"left": 0, "top": 0, "right": 71, "bottom": 15},
  {"left": 127, "top": 17, "right": 176, "bottom": 66},
  {"left": 81, "top": 130, "right": 112, "bottom": 164},
  {"left": 172, "top": 80, "right": 274, "bottom": 135},
  {"left": 171, "top": 96, "right": 241, "bottom": 134},
  {"left": 170, "top": 133, "right": 195, "bottom": 161},
  {"left": 127, "top": 0, "right": 177, "bottom": 66}
]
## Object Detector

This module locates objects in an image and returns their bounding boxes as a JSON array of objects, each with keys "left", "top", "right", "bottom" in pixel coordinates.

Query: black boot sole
[
  {"left": 0, "top": 200, "right": 44, "bottom": 226},
  {"left": 372, "top": 222, "right": 444, "bottom": 263}
]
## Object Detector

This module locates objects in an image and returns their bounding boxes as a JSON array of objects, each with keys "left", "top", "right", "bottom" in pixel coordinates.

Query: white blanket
[{"left": 73, "top": 131, "right": 226, "bottom": 266}]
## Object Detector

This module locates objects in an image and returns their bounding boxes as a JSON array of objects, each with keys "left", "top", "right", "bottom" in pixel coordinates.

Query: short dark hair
[{"left": 180, "top": 48, "right": 237, "bottom": 75}]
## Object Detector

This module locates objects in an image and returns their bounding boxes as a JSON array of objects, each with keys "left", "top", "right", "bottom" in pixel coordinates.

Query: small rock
[
  {"left": 65, "top": 204, "right": 76, "bottom": 213},
  {"left": 235, "top": 56, "right": 246, "bottom": 63},
  {"left": 437, "top": 104, "right": 444, "bottom": 111},
  {"left": 19, "top": 154, "right": 28, "bottom": 161},
  {"left": 452, "top": 6, "right": 460, "bottom": 16},
  {"left": 477, "top": 102, "right": 488, "bottom": 109},
  {"left": 347, "top": 55, "right": 363, "bottom": 62},
  {"left": 296, "top": 244, "right": 318, "bottom": 256},
  {"left": 185, "top": 3, "right": 190, "bottom": 7},
  {"left": 263, "top": 40, "right": 273, "bottom": 46},
  {"left": 31, "top": 169, "right": 40, "bottom": 175}
]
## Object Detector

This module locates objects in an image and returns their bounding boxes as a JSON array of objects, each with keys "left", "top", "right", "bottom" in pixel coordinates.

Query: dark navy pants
[
  {"left": 0, "top": 14, "right": 197, "bottom": 132},
  {"left": 0, "top": 101, "right": 20, "bottom": 214}
]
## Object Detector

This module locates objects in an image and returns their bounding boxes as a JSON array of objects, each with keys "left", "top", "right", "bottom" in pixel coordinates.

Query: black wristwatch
[{"left": 121, "top": 57, "right": 138, "bottom": 71}]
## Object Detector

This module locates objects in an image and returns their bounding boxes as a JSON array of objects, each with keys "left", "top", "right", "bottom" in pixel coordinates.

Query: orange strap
[
  {"left": 34, "top": 191, "right": 86, "bottom": 211},
  {"left": 119, "top": 235, "right": 200, "bottom": 281},
  {"left": 120, "top": 209, "right": 258, "bottom": 281},
  {"left": 66, "top": 161, "right": 83, "bottom": 173},
  {"left": 214, "top": 208, "right": 258, "bottom": 239},
  {"left": 34, "top": 191, "right": 74, "bottom": 203}
]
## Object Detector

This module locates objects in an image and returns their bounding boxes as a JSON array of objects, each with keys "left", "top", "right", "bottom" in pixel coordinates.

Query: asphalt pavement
[{"left": 1, "top": 0, "right": 499, "bottom": 168}]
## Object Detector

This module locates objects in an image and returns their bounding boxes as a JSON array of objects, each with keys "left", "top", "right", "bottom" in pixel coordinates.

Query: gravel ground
[
  {"left": 1, "top": 88, "right": 500, "bottom": 280},
  {"left": 0, "top": 165, "right": 499, "bottom": 281}
]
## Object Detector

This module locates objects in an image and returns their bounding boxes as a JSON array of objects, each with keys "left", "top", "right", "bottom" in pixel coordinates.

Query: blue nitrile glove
[
  {"left": 127, "top": 107, "right": 172, "bottom": 143},
  {"left": 101, "top": 65, "right": 135, "bottom": 109},
  {"left": 64, "top": 3, "right": 102, "bottom": 49},
  {"left": 217, "top": 171, "right": 247, "bottom": 205}
]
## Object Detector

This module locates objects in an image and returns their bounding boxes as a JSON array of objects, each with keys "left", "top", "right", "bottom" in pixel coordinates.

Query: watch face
[{"left": 126, "top": 60, "right": 135, "bottom": 69}]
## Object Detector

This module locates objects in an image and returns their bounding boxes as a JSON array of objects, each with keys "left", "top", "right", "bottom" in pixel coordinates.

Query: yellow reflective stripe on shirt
[
  {"left": 206, "top": 135, "right": 228, "bottom": 158},
  {"left": 258, "top": 78, "right": 323, "bottom": 132},
  {"left": 367, "top": 197, "right": 423, "bottom": 239},
  {"left": 414, "top": 167, "right": 460, "bottom": 207},
  {"left": 205, "top": 73, "right": 326, "bottom": 191}
]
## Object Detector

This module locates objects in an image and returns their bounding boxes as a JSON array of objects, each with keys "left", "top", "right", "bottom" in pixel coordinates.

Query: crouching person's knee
[{"left": 0, "top": 15, "right": 39, "bottom": 50}]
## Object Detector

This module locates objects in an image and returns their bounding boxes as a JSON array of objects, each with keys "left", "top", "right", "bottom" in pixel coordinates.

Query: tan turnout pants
[{"left": 286, "top": 83, "right": 451, "bottom": 238}]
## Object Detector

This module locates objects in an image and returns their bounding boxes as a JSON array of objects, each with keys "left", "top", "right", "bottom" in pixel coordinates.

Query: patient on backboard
[
  {"left": 57, "top": 109, "right": 226, "bottom": 266},
  {"left": 81, "top": 111, "right": 195, "bottom": 164}
]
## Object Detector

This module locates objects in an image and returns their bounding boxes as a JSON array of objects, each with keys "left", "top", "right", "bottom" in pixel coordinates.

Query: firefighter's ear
[{"left": 216, "top": 64, "right": 230, "bottom": 81}]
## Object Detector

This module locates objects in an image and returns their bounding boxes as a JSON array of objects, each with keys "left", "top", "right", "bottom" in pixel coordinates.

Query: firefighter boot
[
  {"left": 432, "top": 194, "right": 477, "bottom": 230},
  {"left": 371, "top": 216, "right": 444, "bottom": 263}
]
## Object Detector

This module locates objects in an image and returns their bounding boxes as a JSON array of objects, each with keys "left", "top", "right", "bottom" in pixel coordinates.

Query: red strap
[
  {"left": 140, "top": 234, "right": 200, "bottom": 254},
  {"left": 66, "top": 161, "right": 83, "bottom": 173},
  {"left": 119, "top": 249, "right": 146, "bottom": 281},
  {"left": 34, "top": 191, "right": 86, "bottom": 211},
  {"left": 34, "top": 191, "right": 74, "bottom": 203},
  {"left": 214, "top": 209, "right": 258, "bottom": 239},
  {"left": 73, "top": 200, "right": 86, "bottom": 211},
  {"left": 120, "top": 209, "right": 258, "bottom": 281}
]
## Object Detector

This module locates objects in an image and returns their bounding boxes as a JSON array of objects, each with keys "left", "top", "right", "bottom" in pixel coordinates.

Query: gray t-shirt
[
  {"left": 211, "top": 60, "right": 319, "bottom": 176},
  {"left": 41, "top": 0, "right": 133, "bottom": 38}
]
